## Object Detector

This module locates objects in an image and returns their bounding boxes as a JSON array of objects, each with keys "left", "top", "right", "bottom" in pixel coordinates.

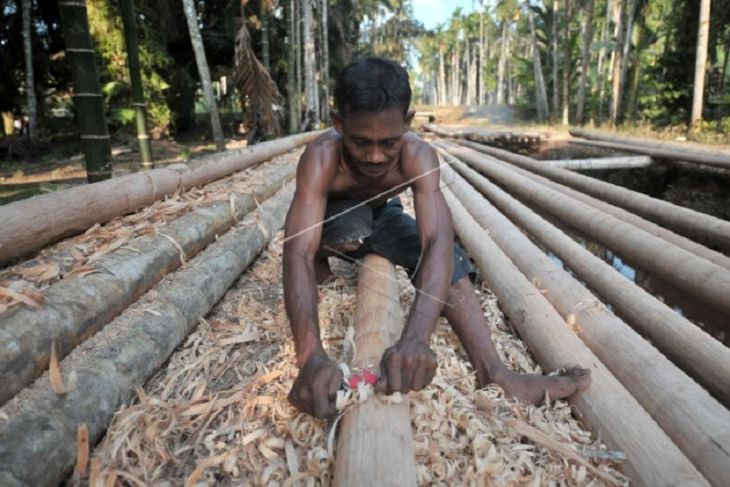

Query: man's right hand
[{"left": 288, "top": 353, "right": 343, "bottom": 419}]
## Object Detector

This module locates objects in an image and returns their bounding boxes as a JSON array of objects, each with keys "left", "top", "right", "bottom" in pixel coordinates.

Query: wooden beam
[
  {"left": 455, "top": 138, "right": 730, "bottom": 256},
  {"left": 0, "top": 183, "right": 294, "bottom": 486},
  {"left": 544, "top": 155, "right": 654, "bottom": 170},
  {"left": 333, "top": 255, "right": 417, "bottom": 487},
  {"left": 0, "top": 130, "right": 324, "bottom": 265},
  {"left": 441, "top": 186, "right": 709, "bottom": 486},
  {"left": 570, "top": 129, "right": 730, "bottom": 170},
  {"left": 439, "top": 141, "right": 730, "bottom": 319},
  {"left": 441, "top": 152, "right": 730, "bottom": 405},
  {"left": 441, "top": 161, "right": 730, "bottom": 485},
  {"left": 501, "top": 159, "right": 730, "bottom": 272},
  {"left": 0, "top": 161, "right": 295, "bottom": 406}
]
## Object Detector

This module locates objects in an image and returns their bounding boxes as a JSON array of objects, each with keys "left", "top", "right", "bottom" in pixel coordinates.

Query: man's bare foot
[
  {"left": 315, "top": 256, "right": 334, "bottom": 284},
  {"left": 484, "top": 366, "right": 591, "bottom": 405}
]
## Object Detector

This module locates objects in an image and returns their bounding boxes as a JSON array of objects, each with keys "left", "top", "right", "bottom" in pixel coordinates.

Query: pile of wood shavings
[
  {"left": 88, "top": 238, "right": 627, "bottom": 485},
  {"left": 0, "top": 150, "right": 302, "bottom": 314}
]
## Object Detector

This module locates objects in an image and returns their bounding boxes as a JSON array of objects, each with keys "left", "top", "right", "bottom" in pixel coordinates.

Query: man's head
[{"left": 332, "top": 57, "right": 415, "bottom": 179}]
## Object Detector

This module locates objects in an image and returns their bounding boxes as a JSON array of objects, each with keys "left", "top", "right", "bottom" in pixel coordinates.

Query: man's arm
[
  {"left": 283, "top": 144, "right": 343, "bottom": 418},
  {"left": 377, "top": 143, "right": 454, "bottom": 394}
]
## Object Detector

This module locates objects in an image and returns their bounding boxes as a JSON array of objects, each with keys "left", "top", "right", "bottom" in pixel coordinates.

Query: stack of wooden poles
[
  {"left": 0, "top": 131, "right": 323, "bottom": 486},
  {"left": 426, "top": 131, "right": 730, "bottom": 486}
]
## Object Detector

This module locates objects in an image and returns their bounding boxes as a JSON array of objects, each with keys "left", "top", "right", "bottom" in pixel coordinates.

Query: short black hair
[{"left": 334, "top": 57, "right": 411, "bottom": 117}]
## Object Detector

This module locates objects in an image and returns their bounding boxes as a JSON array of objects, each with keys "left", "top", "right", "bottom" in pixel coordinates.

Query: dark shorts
[{"left": 321, "top": 197, "right": 475, "bottom": 284}]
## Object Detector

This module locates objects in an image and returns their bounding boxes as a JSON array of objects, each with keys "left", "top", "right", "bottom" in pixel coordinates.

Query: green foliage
[{"left": 87, "top": 0, "right": 172, "bottom": 132}]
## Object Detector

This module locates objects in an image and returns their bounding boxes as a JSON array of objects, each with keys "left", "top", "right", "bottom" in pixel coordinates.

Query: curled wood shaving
[
  {"left": 74, "top": 423, "right": 90, "bottom": 479},
  {"left": 49, "top": 340, "right": 66, "bottom": 395}
]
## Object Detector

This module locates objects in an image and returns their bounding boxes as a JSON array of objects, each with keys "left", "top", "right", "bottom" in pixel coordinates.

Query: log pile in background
[
  {"left": 455, "top": 139, "right": 730, "bottom": 254},
  {"left": 0, "top": 154, "right": 300, "bottom": 406},
  {"left": 0, "top": 130, "right": 323, "bottom": 264},
  {"left": 423, "top": 123, "right": 545, "bottom": 154},
  {"left": 439, "top": 160, "right": 730, "bottom": 485},
  {"left": 441, "top": 186, "right": 709, "bottom": 486},
  {"left": 0, "top": 182, "right": 294, "bottom": 486},
  {"left": 441, "top": 142, "right": 730, "bottom": 318},
  {"left": 570, "top": 129, "right": 730, "bottom": 170}
]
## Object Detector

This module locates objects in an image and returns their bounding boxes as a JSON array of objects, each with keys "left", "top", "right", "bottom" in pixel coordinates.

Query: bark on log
[
  {"left": 455, "top": 139, "right": 730, "bottom": 255},
  {"left": 441, "top": 187, "right": 708, "bottom": 487},
  {"left": 441, "top": 162, "right": 730, "bottom": 484},
  {"left": 0, "top": 130, "right": 323, "bottom": 265},
  {"left": 545, "top": 155, "right": 653, "bottom": 170},
  {"left": 500, "top": 159, "right": 730, "bottom": 272},
  {"left": 0, "top": 160, "right": 296, "bottom": 406},
  {"left": 441, "top": 154, "right": 730, "bottom": 406},
  {"left": 438, "top": 142, "right": 730, "bottom": 318},
  {"left": 333, "top": 255, "right": 417, "bottom": 487},
  {"left": 570, "top": 129, "right": 730, "bottom": 170},
  {"left": 0, "top": 183, "right": 294, "bottom": 487}
]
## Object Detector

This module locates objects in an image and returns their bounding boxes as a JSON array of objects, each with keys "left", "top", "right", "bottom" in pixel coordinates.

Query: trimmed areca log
[
  {"left": 333, "top": 255, "right": 417, "bottom": 486},
  {"left": 0, "top": 130, "right": 323, "bottom": 264},
  {"left": 0, "top": 160, "right": 296, "bottom": 406},
  {"left": 58, "top": 0, "right": 112, "bottom": 182},
  {"left": 438, "top": 142, "right": 730, "bottom": 318},
  {"left": 0, "top": 183, "right": 294, "bottom": 487},
  {"left": 456, "top": 139, "right": 730, "bottom": 253},
  {"left": 545, "top": 156, "right": 653, "bottom": 170},
  {"left": 441, "top": 162, "right": 730, "bottom": 485},
  {"left": 504, "top": 160, "right": 730, "bottom": 272},
  {"left": 443, "top": 153, "right": 730, "bottom": 404},
  {"left": 570, "top": 129, "right": 730, "bottom": 170},
  {"left": 119, "top": 0, "right": 153, "bottom": 166},
  {"left": 441, "top": 187, "right": 708, "bottom": 486}
]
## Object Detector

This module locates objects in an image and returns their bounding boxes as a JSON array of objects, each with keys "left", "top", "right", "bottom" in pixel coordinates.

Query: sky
[{"left": 410, "top": 0, "right": 479, "bottom": 30}]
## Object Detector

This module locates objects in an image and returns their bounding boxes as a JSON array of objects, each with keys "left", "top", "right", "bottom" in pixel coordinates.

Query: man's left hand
[{"left": 375, "top": 338, "right": 437, "bottom": 395}]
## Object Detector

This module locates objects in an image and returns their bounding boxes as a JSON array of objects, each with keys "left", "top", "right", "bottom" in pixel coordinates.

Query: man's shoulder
[
  {"left": 303, "top": 128, "right": 341, "bottom": 161},
  {"left": 401, "top": 133, "right": 438, "bottom": 173}
]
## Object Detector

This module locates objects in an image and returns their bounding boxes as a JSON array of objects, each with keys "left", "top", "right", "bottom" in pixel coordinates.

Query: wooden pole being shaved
[
  {"left": 333, "top": 255, "right": 417, "bottom": 487},
  {"left": 441, "top": 187, "right": 709, "bottom": 486}
]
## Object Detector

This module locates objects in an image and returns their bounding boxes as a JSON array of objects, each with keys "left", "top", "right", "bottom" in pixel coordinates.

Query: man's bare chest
[{"left": 326, "top": 169, "right": 409, "bottom": 206}]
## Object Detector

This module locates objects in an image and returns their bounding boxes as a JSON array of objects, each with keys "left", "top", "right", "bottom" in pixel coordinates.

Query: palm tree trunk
[
  {"left": 319, "top": 0, "right": 330, "bottom": 123},
  {"left": 182, "top": 0, "right": 225, "bottom": 150},
  {"left": 618, "top": 0, "right": 639, "bottom": 124},
  {"left": 551, "top": 0, "right": 560, "bottom": 115},
  {"left": 119, "top": 0, "right": 153, "bottom": 166},
  {"left": 58, "top": 0, "right": 112, "bottom": 182},
  {"left": 302, "top": 0, "right": 318, "bottom": 129},
  {"left": 497, "top": 21, "right": 507, "bottom": 105},
  {"left": 597, "top": 0, "right": 612, "bottom": 123},
  {"left": 479, "top": 6, "right": 485, "bottom": 105},
  {"left": 691, "top": 0, "right": 712, "bottom": 128},
  {"left": 439, "top": 47, "right": 447, "bottom": 105},
  {"left": 562, "top": 0, "right": 572, "bottom": 125},
  {"left": 22, "top": 0, "right": 36, "bottom": 139},
  {"left": 576, "top": 0, "right": 595, "bottom": 125},
  {"left": 609, "top": 0, "right": 628, "bottom": 125},
  {"left": 295, "top": 0, "right": 302, "bottom": 126},
  {"left": 529, "top": 12, "right": 550, "bottom": 122},
  {"left": 287, "top": 0, "right": 299, "bottom": 133},
  {"left": 261, "top": 7, "right": 270, "bottom": 72},
  {"left": 626, "top": 21, "right": 644, "bottom": 122}
]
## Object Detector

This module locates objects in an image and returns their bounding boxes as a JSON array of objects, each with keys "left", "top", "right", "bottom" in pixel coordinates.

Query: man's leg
[{"left": 444, "top": 276, "right": 591, "bottom": 404}]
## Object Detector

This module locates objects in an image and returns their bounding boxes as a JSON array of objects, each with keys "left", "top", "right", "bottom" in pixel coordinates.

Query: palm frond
[{"left": 233, "top": 19, "right": 283, "bottom": 139}]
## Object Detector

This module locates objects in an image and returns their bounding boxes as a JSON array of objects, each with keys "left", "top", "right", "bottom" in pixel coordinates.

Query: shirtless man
[{"left": 283, "top": 57, "right": 590, "bottom": 419}]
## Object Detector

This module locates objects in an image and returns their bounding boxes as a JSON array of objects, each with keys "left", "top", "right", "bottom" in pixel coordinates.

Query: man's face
[{"left": 334, "top": 108, "right": 413, "bottom": 179}]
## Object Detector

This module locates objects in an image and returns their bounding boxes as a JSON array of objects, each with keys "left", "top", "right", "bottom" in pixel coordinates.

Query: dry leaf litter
[
  {"left": 0, "top": 150, "right": 302, "bottom": 314},
  {"left": 86, "top": 190, "right": 627, "bottom": 487}
]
